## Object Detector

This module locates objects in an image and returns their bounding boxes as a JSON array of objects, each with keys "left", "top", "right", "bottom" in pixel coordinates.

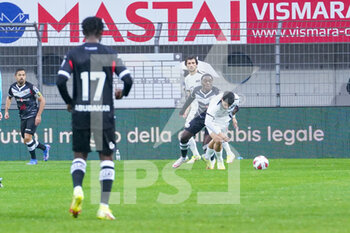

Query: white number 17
[{"left": 81, "top": 71, "right": 106, "bottom": 101}]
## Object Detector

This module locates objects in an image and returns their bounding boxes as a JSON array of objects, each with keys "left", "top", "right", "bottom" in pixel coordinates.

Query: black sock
[
  {"left": 71, "top": 158, "right": 86, "bottom": 188},
  {"left": 29, "top": 150, "right": 36, "bottom": 160},
  {"left": 36, "top": 142, "right": 46, "bottom": 151},
  {"left": 100, "top": 160, "right": 115, "bottom": 205},
  {"left": 180, "top": 141, "right": 189, "bottom": 158}
]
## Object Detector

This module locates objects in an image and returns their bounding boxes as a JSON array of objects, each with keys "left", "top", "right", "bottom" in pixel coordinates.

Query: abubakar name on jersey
[{"left": 75, "top": 104, "right": 110, "bottom": 112}]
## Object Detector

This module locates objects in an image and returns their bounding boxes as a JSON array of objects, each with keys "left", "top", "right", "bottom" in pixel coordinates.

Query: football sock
[
  {"left": 215, "top": 149, "right": 223, "bottom": 162},
  {"left": 26, "top": 140, "right": 37, "bottom": 160},
  {"left": 179, "top": 141, "right": 189, "bottom": 158},
  {"left": 188, "top": 137, "right": 200, "bottom": 156},
  {"left": 222, "top": 142, "right": 233, "bottom": 155},
  {"left": 36, "top": 141, "right": 46, "bottom": 151},
  {"left": 71, "top": 158, "right": 86, "bottom": 188},
  {"left": 204, "top": 147, "right": 214, "bottom": 160},
  {"left": 100, "top": 160, "right": 115, "bottom": 205}
]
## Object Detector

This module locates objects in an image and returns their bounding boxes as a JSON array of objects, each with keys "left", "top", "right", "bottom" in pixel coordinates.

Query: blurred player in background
[
  {"left": 4, "top": 68, "right": 50, "bottom": 165},
  {"left": 173, "top": 73, "right": 219, "bottom": 168},
  {"left": 182, "top": 56, "right": 203, "bottom": 163},
  {"left": 56, "top": 16, "right": 133, "bottom": 220},
  {"left": 203, "top": 91, "right": 239, "bottom": 170}
]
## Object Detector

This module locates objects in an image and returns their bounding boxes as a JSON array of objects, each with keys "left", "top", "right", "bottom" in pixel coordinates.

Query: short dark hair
[
  {"left": 15, "top": 68, "right": 26, "bottom": 75},
  {"left": 201, "top": 73, "right": 213, "bottom": 80},
  {"left": 185, "top": 56, "right": 198, "bottom": 66},
  {"left": 82, "top": 17, "right": 104, "bottom": 37},
  {"left": 222, "top": 91, "right": 235, "bottom": 106}
]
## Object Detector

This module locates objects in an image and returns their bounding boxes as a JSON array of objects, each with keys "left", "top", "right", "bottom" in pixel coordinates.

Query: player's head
[
  {"left": 15, "top": 68, "right": 26, "bottom": 86},
  {"left": 221, "top": 91, "right": 235, "bottom": 109},
  {"left": 82, "top": 16, "right": 104, "bottom": 41},
  {"left": 185, "top": 56, "right": 198, "bottom": 73},
  {"left": 201, "top": 73, "right": 213, "bottom": 92}
]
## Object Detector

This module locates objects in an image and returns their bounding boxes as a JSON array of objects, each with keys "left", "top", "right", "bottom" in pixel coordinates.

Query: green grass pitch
[{"left": 0, "top": 159, "right": 350, "bottom": 233}]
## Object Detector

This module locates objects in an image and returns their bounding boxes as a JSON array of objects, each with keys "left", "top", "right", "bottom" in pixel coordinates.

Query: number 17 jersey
[{"left": 58, "top": 43, "right": 130, "bottom": 130}]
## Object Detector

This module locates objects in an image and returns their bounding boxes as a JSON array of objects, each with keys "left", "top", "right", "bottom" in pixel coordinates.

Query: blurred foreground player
[
  {"left": 57, "top": 17, "right": 133, "bottom": 220},
  {"left": 4, "top": 69, "right": 50, "bottom": 165}
]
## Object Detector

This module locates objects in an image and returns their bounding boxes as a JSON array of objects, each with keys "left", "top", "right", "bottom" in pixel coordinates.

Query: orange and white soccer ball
[{"left": 253, "top": 155, "right": 269, "bottom": 170}]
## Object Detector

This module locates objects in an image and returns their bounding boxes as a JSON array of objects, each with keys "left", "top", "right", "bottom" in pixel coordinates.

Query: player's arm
[
  {"left": 179, "top": 94, "right": 195, "bottom": 117},
  {"left": 114, "top": 58, "right": 133, "bottom": 99},
  {"left": 56, "top": 53, "right": 74, "bottom": 111},
  {"left": 4, "top": 96, "right": 12, "bottom": 120},
  {"left": 232, "top": 115, "right": 238, "bottom": 129},
  {"left": 34, "top": 87, "right": 45, "bottom": 126},
  {"left": 4, "top": 87, "right": 14, "bottom": 120},
  {"left": 231, "top": 106, "right": 239, "bottom": 129}
]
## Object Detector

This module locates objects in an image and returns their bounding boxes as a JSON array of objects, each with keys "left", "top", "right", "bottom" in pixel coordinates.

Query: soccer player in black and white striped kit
[{"left": 4, "top": 68, "right": 50, "bottom": 165}]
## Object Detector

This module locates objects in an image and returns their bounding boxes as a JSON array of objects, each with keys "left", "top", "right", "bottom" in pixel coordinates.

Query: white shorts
[{"left": 206, "top": 122, "right": 229, "bottom": 135}]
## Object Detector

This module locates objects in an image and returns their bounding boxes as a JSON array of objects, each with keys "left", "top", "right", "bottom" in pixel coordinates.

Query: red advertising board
[{"left": 247, "top": 0, "right": 350, "bottom": 43}]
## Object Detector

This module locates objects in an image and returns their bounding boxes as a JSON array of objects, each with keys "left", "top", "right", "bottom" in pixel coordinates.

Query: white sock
[
  {"left": 222, "top": 142, "right": 234, "bottom": 156},
  {"left": 215, "top": 149, "right": 223, "bottom": 162},
  {"left": 205, "top": 147, "right": 214, "bottom": 160},
  {"left": 188, "top": 137, "right": 200, "bottom": 156}
]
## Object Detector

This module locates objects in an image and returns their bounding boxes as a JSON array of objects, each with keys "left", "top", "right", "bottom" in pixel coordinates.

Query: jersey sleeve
[
  {"left": 213, "top": 86, "right": 220, "bottom": 95},
  {"left": 8, "top": 86, "right": 13, "bottom": 98},
  {"left": 113, "top": 56, "right": 131, "bottom": 79},
  {"left": 191, "top": 86, "right": 200, "bottom": 98},
  {"left": 58, "top": 51, "right": 73, "bottom": 79},
  {"left": 32, "top": 85, "right": 42, "bottom": 98}
]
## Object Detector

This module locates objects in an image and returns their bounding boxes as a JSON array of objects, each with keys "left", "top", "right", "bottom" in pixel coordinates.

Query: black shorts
[
  {"left": 20, "top": 117, "right": 37, "bottom": 138},
  {"left": 72, "top": 128, "right": 116, "bottom": 155},
  {"left": 184, "top": 113, "right": 209, "bottom": 136}
]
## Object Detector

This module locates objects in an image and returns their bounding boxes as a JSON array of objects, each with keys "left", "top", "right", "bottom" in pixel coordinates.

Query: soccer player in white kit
[
  {"left": 204, "top": 91, "right": 239, "bottom": 170},
  {"left": 182, "top": 56, "right": 203, "bottom": 163}
]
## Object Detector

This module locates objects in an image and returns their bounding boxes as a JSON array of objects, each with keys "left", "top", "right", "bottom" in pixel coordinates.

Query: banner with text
[
  {"left": 1, "top": 0, "right": 350, "bottom": 45},
  {"left": 0, "top": 107, "right": 348, "bottom": 160}
]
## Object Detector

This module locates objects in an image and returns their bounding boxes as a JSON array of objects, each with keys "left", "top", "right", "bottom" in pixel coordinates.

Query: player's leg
[
  {"left": 22, "top": 118, "right": 38, "bottom": 165},
  {"left": 69, "top": 129, "right": 90, "bottom": 218},
  {"left": 187, "top": 137, "right": 201, "bottom": 162},
  {"left": 172, "top": 130, "right": 192, "bottom": 168},
  {"left": 202, "top": 129, "right": 215, "bottom": 161},
  {"left": 24, "top": 117, "right": 50, "bottom": 162},
  {"left": 222, "top": 141, "right": 235, "bottom": 163},
  {"left": 173, "top": 115, "right": 204, "bottom": 168},
  {"left": 203, "top": 139, "right": 216, "bottom": 169},
  {"left": 96, "top": 128, "right": 116, "bottom": 220},
  {"left": 24, "top": 133, "right": 37, "bottom": 165},
  {"left": 185, "top": 113, "right": 200, "bottom": 161},
  {"left": 214, "top": 142, "right": 225, "bottom": 170},
  {"left": 180, "top": 130, "right": 194, "bottom": 158}
]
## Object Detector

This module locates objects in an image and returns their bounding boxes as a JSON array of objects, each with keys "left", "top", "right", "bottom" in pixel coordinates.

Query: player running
[
  {"left": 56, "top": 16, "right": 133, "bottom": 220},
  {"left": 173, "top": 73, "right": 219, "bottom": 168},
  {"left": 203, "top": 91, "right": 239, "bottom": 170},
  {"left": 182, "top": 56, "right": 203, "bottom": 163},
  {"left": 4, "top": 68, "right": 50, "bottom": 165}
]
